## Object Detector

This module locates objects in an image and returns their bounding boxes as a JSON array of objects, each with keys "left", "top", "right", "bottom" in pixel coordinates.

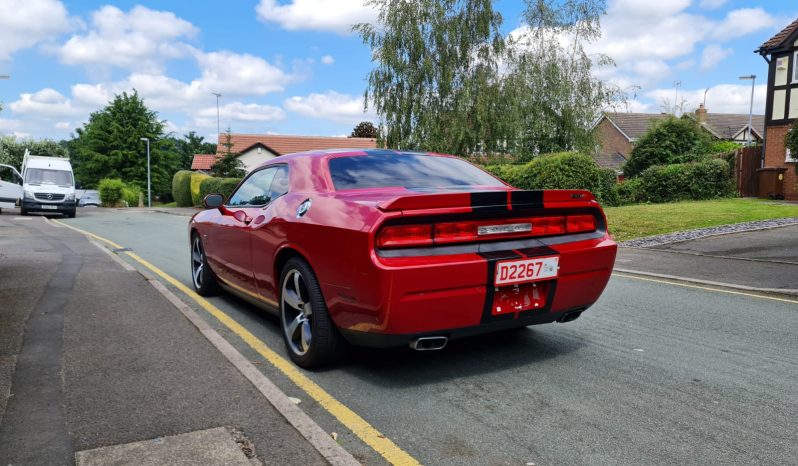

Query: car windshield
[
  {"left": 328, "top": 153, "right": 504, "bottom": 191},
  {"left": 26, "top": 168, "right": 73, "bottom": 186}
]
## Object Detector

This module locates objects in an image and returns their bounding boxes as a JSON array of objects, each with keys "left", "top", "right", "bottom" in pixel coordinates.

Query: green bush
[
  {"left": 637, "top": 159, "right": 735, "bottom": 203},
  {"left": 198, "top": 177, "right": 242, "bottom": 205},
  {"left": 97, "top": 179, "right": 126, "bottom": 207},
  {"left": 172, "top": 170, "right": 194, "bottom": 207},
  {"left": 122, "top": 184, "right": 142, "bottom": 207},
  {"left": 190, "top": 172, "right": 211, "bottom": 206},
  {"left": 624, "top": 116, "right": 712, "bottom": 177},
  {"left": 493, "top": 152, "right": 619, "bottom": 206},
  {"left": 616, "top": 177, "right": 645, "bottom": 205}
]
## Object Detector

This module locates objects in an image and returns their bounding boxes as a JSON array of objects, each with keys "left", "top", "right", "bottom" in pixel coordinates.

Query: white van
[{"left": 0, "top": 151, "right": 77, "bottom": 217}]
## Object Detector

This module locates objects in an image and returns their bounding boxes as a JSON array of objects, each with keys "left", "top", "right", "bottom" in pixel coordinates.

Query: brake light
[
  {"left": 377, "top": 225, "right": 433, "bottom": 248},
  {"left": 377, "top": 215, "right": 597, "bottom": 248},
  {"left": 566, "top": 215, "right": 596, "bottom": 233}
]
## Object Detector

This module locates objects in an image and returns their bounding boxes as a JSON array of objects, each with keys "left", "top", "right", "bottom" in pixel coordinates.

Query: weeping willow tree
[{"left": 355, "top": 0, "right": 624, "bottom": 161}]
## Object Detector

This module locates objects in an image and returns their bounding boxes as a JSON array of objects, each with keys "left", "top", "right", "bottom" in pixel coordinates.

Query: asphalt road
[{"left": 62, "top": 209, "right": 798, "bottom": 465}]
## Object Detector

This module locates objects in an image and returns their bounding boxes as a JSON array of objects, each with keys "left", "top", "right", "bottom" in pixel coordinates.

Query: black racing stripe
[
  {"left": 470, "top": 191, "right": 508, "bottom": 213},
  {"left": 478, "top": 250, "right": 521, "bottom": 323},
  {"left": 514, "top": 245, "right": 558, "bottom": 258},
  {"left": 510, "top": 190, "right": 543, "bottom": 209}
]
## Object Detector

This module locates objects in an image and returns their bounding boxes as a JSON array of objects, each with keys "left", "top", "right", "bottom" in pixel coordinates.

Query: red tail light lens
[
  {"left": 566, "top": 215, "right": 596, "bottom": 233},
  {"left": 377, "top": 215, "right": 597, "bottom": 248},
  {"left": 377, "top": 225, "right": 433, "bottom": 248}
]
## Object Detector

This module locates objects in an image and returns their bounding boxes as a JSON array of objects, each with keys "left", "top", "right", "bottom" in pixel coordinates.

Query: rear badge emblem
[
  {"left": 477, "top": 223, "right": 532, "bottom": 236},
  {"left": 296, "top": 199, "right": 312, "bottom": 218}
]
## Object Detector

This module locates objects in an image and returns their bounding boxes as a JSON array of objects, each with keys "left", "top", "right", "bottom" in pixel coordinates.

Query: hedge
[
  {"left": 190, "top": 172, "right": 211, "bottom": 206},
  {"left": 486, "top": 152, "right": 619, "bottom": 206},
  {"left": 198, "top": 177, "right": 242, "bottom": 205},
  {"left": 98, "top": 179, "right": 126, "bottom": 207},
  {"left": 172, "top": 170, "right": 194, "bottom": 207},
  {"left": 617, "top": 159, "right": 735, "bottom": 204},
  {"left": 122, "top": 184, "right": 142, "bottom": 207}
]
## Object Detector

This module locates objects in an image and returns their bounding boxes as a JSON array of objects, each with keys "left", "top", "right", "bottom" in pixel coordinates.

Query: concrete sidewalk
[
  {"left": 616, "top": 224, "right": 798, "bottom": 297},
  {"left": 0, "top": 213, "right": 327, "bottom": 465}
]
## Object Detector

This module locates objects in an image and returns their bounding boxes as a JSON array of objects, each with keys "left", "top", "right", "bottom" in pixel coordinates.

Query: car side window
[
  {"left": 227, "top": 168, "right": 277, "bottom": 207},
  {"left": 267, "top": 165, "right": 289, "bottom": 201}
]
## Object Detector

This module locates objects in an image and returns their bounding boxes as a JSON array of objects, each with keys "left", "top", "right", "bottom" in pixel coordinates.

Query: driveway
[{"left": 617, "top": 225, "right": 798, "bottom": 294}]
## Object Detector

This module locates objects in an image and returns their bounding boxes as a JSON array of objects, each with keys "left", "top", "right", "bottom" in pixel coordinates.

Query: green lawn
[{"left": 604, "top": 198, "right": 798, "bottom": 242}]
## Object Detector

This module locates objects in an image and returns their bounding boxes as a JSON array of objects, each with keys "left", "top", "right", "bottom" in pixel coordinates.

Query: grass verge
[{"left": 604, "top": 198, "right": 798, "bottom": 242}]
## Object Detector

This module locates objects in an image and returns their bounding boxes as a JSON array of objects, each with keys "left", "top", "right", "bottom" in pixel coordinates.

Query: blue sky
[{"left": 0, "top": 0, "right": 796, "bottom": 143}]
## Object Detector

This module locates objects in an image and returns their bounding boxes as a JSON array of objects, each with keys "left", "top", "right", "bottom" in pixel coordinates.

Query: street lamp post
[
  {"left": 212, "top": 92, "right": 221, "bottom": 137},
  {"left": 0, "top": 75, "right": 10, "bottom": 80},
  {"left": 739, "top": 75, "right": 756, "bottom": 147},
  {"left": 140, "top": 137, "right": 151, "bottom": 207}
]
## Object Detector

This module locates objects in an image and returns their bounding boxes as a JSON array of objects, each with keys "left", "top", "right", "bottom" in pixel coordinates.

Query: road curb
[{"left": 613, "top": 267, "right": 798, "bottom": 299}]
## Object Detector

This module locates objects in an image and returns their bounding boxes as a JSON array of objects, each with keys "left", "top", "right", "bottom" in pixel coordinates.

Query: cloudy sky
[{"left": 0, "top": 0, "right": 795, "bottom": 142}]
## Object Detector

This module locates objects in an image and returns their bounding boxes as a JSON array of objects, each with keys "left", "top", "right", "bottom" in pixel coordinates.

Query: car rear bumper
[
  {"left": 330, "top": 233, "right": 617, "bottom": 347},
  {"left": 22, "top": 199, "right": 76, "bottom": 212}
]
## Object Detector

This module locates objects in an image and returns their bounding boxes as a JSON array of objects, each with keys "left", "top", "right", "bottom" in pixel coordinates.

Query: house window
[{"left": 794, "top": 52, "right": 798, "bottom": 83}]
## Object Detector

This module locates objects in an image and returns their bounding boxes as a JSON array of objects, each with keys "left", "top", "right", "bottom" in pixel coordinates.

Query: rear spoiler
[{"left": 377, "top": 190, "right": 596, "bottom": 212}]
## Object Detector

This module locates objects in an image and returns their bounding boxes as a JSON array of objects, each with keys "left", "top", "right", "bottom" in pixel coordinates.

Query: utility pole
[
  {"left": 673, "top": 81, "right": 682, "bottom": 115},
  {"left": 140, "top": 137, "right": 151, "bottom": 208},
  {"left": 738, "top": 75, "right": 756, "bottom": 147},
  {"left": 212, "top": 92, "right": 222, "bottom": 139}
]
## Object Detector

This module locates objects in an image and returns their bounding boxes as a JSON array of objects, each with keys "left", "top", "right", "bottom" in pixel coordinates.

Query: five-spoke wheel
[{"left": 191, "top": 233, "right": 219, "bottom": 296}]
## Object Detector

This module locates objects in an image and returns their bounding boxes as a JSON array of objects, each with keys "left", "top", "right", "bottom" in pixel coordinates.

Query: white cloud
[
  {"left": 714, "top": 8, "right": 778, "bottom": 41},
  {"left": 195, "top": 51, "right": 293, "bottom": 96},
  {"left": 256, "top": 0, "right": 376, "bottom": 34},
  {"left": 54, "top": 121, "right": 70, "bottom": 130},
  {"left": 58, "top": 5, "right": 197, "bottom": 72},
  {"left": 321, "top": 55, "right": 335, "bottom": 65},
  {"left": 193, "top": 102, "right": 285, "bottom": 129},
  {"left": 9, "top": 88, "right": 83, "bottom": 118},
  {"left": 643, "top": 84, "right": 766, "bottom": 115},
  {"left": 284, "top": 91, "right": 373, "bottom": 124},
  {"left": 0, "top": 0, "right": 73, "bottom": 60},
  {"left": 699, "top": 0, "right": 726, "bottom": 9},
  {"left": 700, "top": 44, "right": 733, "bottom": 71}
]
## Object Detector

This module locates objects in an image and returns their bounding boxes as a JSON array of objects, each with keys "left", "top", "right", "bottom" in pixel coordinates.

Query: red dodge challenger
[{"left": 189, "top": 149, "right": 617, "bottom": 367}]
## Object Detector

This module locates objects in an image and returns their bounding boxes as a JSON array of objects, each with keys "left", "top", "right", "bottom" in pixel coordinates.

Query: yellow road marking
[
  {"left": 52, "top": 218, "right": 421, "bottom": 466},
  {"left": 613, "top": 272, "right": 798, "bottom": 305}
]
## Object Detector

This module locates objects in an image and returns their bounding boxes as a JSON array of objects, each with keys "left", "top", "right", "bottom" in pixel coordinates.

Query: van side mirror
[{"left": 203, "top": 194, "right": 224, "bottom": 209}]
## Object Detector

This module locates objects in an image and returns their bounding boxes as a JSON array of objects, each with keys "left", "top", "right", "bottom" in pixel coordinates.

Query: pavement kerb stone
[{"left": 614, "top": 267, "right": 798, "bottom": 300}]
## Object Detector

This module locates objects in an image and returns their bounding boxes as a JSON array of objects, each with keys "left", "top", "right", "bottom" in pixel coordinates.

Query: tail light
[{"left": 377, "top": 214, "right": 597, "bottom": 248}]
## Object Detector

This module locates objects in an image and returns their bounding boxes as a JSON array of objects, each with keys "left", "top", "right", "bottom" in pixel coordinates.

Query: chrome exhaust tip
[
  {"left": 409, "top": 336, "right": 448, "bottom": 351},
  {"left": 558, "top": 310, "right": 583, "bottom": 323}
]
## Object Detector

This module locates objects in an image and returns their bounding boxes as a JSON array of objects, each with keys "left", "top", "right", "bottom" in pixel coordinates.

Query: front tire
[
  {"left": 65, "top": 209, "right": 76, "bottom": 218},
  {"left": 191, "top": 233, "right": 220, "bottom": 296},
  {"left": 280, "top": 257, "right": 344, "bottom": 368}
]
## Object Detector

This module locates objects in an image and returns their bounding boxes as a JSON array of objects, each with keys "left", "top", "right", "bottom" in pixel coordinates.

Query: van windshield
[{"left": 25, "top": 168, "right": 74, "bottom": 186}]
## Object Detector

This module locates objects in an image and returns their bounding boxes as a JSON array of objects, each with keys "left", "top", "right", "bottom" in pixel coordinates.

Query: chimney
[{"left": 695, "top": 103, "right": 708, "bottom": 123}]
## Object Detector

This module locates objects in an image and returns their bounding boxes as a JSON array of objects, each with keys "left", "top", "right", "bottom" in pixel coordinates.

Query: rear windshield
[
  {"left": 25, "top": 168, "right": 73, "bottom": 186},
  {"left": 329, "top": 153, "right": 504, "bottom": 190}
]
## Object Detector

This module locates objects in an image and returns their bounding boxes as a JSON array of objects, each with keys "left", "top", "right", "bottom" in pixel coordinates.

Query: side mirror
[{"left": 203, "top": 193, "right": 224, "bottom": 209}]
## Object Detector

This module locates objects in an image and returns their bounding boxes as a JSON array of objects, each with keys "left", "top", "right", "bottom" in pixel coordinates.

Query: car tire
[
  {"left": 190, "top": 233, "right": 220, "bottom": 296},
  {"left": 19, "top": 207, "right": 27, "bottom": 216},
  {"left": 280, "top": 257, "right": 344, "bottom": 368},
  {"left": 65, "top": 209, "right": 76, "bottom": 218}
]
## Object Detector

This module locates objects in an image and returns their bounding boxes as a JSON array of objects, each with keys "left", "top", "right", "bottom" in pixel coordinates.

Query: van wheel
[
  {"left": 65, "top": 209, "right": 76, "bottom": 218},
  {"left": 20, "top": 207, "right": 27, "bottom": 216}
]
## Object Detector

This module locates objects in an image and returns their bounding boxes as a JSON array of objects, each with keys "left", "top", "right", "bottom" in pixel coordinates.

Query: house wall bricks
[
  {"left": 596, "top": 118, "right": 633, "bottom": 158},
  {"left": 764, "top": 124, "right": 798, "bottom": 200}
]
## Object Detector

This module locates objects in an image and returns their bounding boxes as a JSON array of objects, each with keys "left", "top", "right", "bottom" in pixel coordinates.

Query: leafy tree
[
  {"left": 355, "top": 0, "right": 621, "bottom": 159},
  {"left": 172, "top": 131, "right": 217, "bottom": 169},
  {"left": 623, "top": 116, "right": 712, "bottom": 177},
  {"left": 350, "top": 121, "right": 379, "bottom": 138},
  {"left": 212, "top": 129, "right": 246, "bottom": 178},
  {"left": 0, "top": 136, "right": 69, "bottom": 168},
  {"left": 69, "top": 91, "right": 181, "bottom": 196}
]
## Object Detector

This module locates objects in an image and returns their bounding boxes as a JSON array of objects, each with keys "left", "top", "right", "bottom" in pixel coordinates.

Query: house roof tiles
[
  {"left": 757, "top": 17, "right": 798, "bottom": 53},
  {"left": 216, "top": 134, "right": 377, "bottom": 156}
]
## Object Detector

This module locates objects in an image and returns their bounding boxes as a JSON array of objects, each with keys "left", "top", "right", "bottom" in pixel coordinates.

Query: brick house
[
  {"left": 756, "top": 17, "right": 798, "bottom": 200},
  {"left": 592, "top": 110, "right": 764, "bottom": 175},
  {"left": 191, "top": 134, "right": 377, "bottom": 172}
]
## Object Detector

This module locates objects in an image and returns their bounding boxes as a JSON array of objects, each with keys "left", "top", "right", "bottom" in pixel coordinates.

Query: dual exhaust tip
[
  {"left": 409, "top": 310, "right": 583, "bottom": 350},
  {"left": 409, "top": 336, "right": 448, "bottom": 351}
]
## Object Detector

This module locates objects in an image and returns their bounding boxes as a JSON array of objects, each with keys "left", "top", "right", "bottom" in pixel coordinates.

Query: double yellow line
[{"left": 52, "top": 219, "right": 420, "bottom": 466}]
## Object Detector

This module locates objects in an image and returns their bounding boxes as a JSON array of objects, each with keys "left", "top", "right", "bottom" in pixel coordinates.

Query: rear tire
[
  {"left": 280, "top": 257, "right": 344, "bottom": 368},
  {"left": 190, "top": 233, "right": 220, "bottom": 296}
]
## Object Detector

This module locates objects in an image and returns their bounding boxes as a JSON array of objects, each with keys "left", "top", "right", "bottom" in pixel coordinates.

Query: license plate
[
  {"left": 495, "top": 256, "right": 559, "bottom": 286},
  {"left": 41, "top": 205, "right": 58, "bottom": 210}
]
